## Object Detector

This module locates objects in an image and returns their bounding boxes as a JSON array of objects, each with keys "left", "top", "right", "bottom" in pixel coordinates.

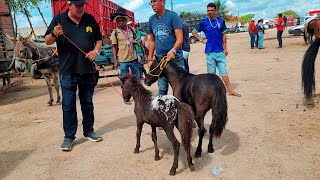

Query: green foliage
[
  {"left": 240, "top": 14, "right": 255, "bottom": 23},
  {"left": 275, "top": 10, "right": 300, "bottom": 18},
  {"left": 214, "top": 0, "right": 230, "bottom": 20},
  {"left": 179, "top": 11, "right": 206, "bottom": 20}
]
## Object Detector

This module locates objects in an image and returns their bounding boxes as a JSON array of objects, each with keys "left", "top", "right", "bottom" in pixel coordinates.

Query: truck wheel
[
  {"left": 293, "top": 30, "right": 301, "bottom": 36},
  {"left": 189, "top": 37, "right": 196, "bottom": 44},
  {"left": 31, "top": 64, "right": 42, "bottom": 79}
]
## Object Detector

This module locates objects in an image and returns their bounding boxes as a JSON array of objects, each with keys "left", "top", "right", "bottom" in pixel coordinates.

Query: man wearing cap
[
  {"left": 45, "top": 0, "right": 103, "bottom": 151},
  {"left": 147, "top": 0, "right": 186, "bottom": 96},
  {"left": 249, "top": 18, "right": 257, "bottom": 49},
  {"left": 110, "top": 8, "right": 140, "bottom": 86}
]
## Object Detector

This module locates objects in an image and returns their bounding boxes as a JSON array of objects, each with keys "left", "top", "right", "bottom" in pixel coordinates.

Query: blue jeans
[
  {"left": 60, "top": 73, "right": 96, "bottom": 140},
  {"left": 250, "top": 33, "right": 256, "bottom": 48},
  {"left": 119, "top": 60, "right": 140, "bottom": 86},
  {"left": 158, "top": 56, "right": 186, "bottom": 96},
  {"left": 258, "top": 31, "right": 264, "bottom": 48},
  {"left": 137, "top": 53, "right": 147, "bottom": 79}
]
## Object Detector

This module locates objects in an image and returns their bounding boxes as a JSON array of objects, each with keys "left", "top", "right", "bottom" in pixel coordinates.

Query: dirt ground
[{"left": 1, "top": 29, "right": 319, "bottom": 179}]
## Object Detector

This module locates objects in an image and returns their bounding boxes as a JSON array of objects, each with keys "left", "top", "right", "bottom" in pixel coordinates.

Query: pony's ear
[{"left": 4, "top": 34, "right": 17, "bottom": 44}]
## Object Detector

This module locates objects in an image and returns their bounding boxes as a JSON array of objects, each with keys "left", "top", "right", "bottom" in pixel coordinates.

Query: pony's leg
[
  {"left": 195, "top": 113, "right": 206, "bottom": 158},
  {"left": 44, "top": 75, "right": 53, "bottom": 106},
  {"left": 151, "top": 126, "right": 160, "bottom": 161},
  {"left": 165, "top": 129, "right": 180, "bottom": 176},
  {"left": 134, "top": 122, "right": 144, "bottom": 154},
  {"left": 208, "top": 123, "right": 215, "bottom": 153},
  {"left": 53, "top": 73, "right": 61, "bottom": 105}
]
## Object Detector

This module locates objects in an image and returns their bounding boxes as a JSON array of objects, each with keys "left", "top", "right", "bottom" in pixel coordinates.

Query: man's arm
[
  {"left": 166, "top": 28, "right": 183, "bottom": 61},
  {"left": 85, "top": 40, "right": 102, "bottom": 61},
  {"left": 192, "top": 29, "right": 207, "bottom": 44},
  {"left": 147, "top": 33, "right": 155, "bottom": 68},
  {"left": 112, "top": 44, "right": 118, "bottom": 68},
  {"left": 222, "top": 33, "right": 228, "bottom": 56}
]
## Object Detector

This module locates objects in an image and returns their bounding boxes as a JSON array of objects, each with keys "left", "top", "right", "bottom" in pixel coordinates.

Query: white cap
[{"left": 251, "top": 18, "right": 255, "bottom": 21}]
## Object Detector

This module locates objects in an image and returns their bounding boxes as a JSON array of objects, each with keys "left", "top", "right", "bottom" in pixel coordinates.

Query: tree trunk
[
  {"left": 37, "top": 6, "right": 48, "bottom": 28},
  {"left": 23, "top": 8, "right": 36, "bottom": 39}
]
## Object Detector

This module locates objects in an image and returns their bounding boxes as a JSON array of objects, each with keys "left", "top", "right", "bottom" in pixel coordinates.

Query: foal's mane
[{"left": 123, "top": 75, "right": 152, "bottom": 100}]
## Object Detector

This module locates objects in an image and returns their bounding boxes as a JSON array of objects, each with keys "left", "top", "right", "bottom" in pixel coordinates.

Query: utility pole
[{"left": 171, "top": 0, "right": 173, "bottom": 11}]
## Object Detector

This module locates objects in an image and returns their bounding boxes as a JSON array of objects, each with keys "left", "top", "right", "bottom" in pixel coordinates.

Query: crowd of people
[{"left": 45, "top": 0, "right": 242, "bottom": 151}]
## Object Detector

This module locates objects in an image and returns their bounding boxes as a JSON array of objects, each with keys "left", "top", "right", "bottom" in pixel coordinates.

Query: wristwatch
[
  {"left": 171, "top": 49, "right": 176, "bottom": 55},
  {"left": 51, "top": 31, "right": 58, "bottom": 38}
]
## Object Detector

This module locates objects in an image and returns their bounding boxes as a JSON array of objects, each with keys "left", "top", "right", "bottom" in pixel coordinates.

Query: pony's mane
[{"left": 123, "top": 75, "right": 152, "bottom": 100}]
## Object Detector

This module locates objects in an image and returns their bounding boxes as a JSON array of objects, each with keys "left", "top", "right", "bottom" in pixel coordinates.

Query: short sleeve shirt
[
  {"left": 110, "top": 27, "right": 137, "bottom": 62},
  {"left": 148, "top": 10, "right": 182, "bottom": 57},
  {"left": 135, "top": 30, "right": 146, "bottom": 54},
  {"left": 194, "top": 17, "right": 227, "bottom": 54},
  {"left": 45, "top": 11, "right": 102, "bottom": 75}
]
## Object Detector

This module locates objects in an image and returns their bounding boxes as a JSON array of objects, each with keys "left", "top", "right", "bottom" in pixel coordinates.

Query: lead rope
[
  {"left": 61, "top": 33, "right": 122, "bottom": 97},
  {"left": 148, "top": 56, "right": 168, "bottom": 78}
]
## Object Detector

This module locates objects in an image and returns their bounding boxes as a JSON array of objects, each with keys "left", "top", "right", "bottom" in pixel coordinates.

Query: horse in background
[
  {"left": 144, "top": 57, "right": 228, "bottom": 158},
  {"left": 121, "top": 74, "right": 195, "bottom": 176},
  {"left": 302, "top": 38, "right": 320, "bottom": 102},
  {"left": 6, "top": 34, "right": 61, "bottom": 106},
  {"left": 304, "top": 18, "right": 320, "bottom": 44}
]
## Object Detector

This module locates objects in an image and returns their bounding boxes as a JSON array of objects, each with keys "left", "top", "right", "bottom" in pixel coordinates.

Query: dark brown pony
[
  {"left": 7, "top": 34, "right": 61, "bottom": 106},
  {"left": 302, "top": 37, "right": 320, "bottom": 101},
  {"left": 304, "top": 18, "right": 320, "bottom": 44},
  {"left": 144, "top": 57, "right": 228, "bottom": 158},
  {"left": 121, "top": 74, "right": 195, "bottom": 176}
]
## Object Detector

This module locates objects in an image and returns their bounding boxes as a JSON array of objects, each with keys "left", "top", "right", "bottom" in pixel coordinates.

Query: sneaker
[
  {"left": 84, "top": 132, "right": 103, "bottom": 142},
  {"left": 60, "top": 138, "right": 74, "bottom": 151}
]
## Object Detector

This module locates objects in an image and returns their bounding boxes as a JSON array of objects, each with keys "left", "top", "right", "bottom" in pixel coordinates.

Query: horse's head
[
  {"left": 7, "top": 33, "right": 34, "bottom": 59},
  {"left": 120, "top": 74, "right": 138, "bottom": 102},
  {"left": 144, "top": 56, "right": 165, "bottom": 86}
]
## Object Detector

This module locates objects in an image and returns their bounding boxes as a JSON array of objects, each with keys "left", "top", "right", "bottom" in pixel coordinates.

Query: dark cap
[{"left": 68, "top": 0, "right": 87, "bottom": 5}]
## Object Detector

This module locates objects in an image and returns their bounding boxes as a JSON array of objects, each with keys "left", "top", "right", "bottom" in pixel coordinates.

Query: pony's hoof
[
  {"left": 169, "top": 169, "right": 176, "bottom": 176},
  {"left": 208, "top": 146, "right": 215, "bottom": 153},
  {"left": 154, "top": 155, "right": 160, "bottom": 161},
  {"left": 47, "top": 102, "right": 53, "bottom": 106},
  {"left": 56, "top": 101, "right": 61, "bottom": 105},
  {"left": 189, "top": 163, "right": 195, "bottom": 171},
  {"left": 133, "top": 148, "right": 139, "bottom": 154},
  {"left": 195, "top": 150, "right": 202, "bottom": 158}
]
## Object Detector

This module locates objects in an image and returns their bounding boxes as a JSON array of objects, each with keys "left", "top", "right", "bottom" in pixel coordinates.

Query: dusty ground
[{"left": 1, "top": 29, "right": 320, "bottom": 179}]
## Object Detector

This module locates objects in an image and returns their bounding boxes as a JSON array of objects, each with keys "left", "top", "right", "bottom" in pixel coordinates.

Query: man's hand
[
  {"left": 201, "top": 39, "right": 208, "bottom": 44},
  {"left": 223, "top": 49, "right": 228, "bottom": 56},
  {"left": 53, "top": 24, "right": 64, "bottom": 37},
  {"left": 113, "top": 60, "right": 118, "bottom": 69},
  {"left": 86, "top": 50, "right": 99, "bottom": 61},
  {"left": 166, "top": 50, "right": 175, "bottom": 61}
]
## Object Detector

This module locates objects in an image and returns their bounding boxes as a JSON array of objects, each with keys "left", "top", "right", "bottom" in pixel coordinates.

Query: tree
[
  {"left": 240, "top": 14, "right": 255, "bottom": 24},
  {"left": 275, "top": 10, "right": 300, "bottom": 18},
  {"left": 7, "top": 0, "right": 49, "bottom": 37},
  {"left": 213, "top": 0, "right": 231, "bottom": 20}
]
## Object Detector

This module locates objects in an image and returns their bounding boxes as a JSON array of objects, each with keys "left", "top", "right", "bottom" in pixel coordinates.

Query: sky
[{"left": 17, "top": 0, "right": 320, "bottom": 28}]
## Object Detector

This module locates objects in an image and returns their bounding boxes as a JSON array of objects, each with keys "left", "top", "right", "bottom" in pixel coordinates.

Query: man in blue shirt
[
  {"left": 147, "top": 0, "right": 186, "bottom": 96},
  {"left": 191, "top": 2, "right": 241, "bottom": 97}
]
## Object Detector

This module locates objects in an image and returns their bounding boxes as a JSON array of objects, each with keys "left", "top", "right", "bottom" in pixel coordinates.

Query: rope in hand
[
  {"left": 148, "top": 56, "right": 168, "bottom": 78},
  {"left": 61, "top": 34, "right": 122, "bottom": 97}
]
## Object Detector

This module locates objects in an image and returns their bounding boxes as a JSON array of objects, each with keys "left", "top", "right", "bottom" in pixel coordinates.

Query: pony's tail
[
  {"left": 211, "top": 85, "right": 228, "bottom": 137},
  {"left": 176, "top": 102, "right": 194, "bottom": 152},
  {"left": 302, "top": 38, "right": 320, "bottom": 101}
]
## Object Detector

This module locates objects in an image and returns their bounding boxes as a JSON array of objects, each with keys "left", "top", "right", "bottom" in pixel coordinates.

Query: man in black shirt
[{"left": 45, "top": 0, "right": 103, "bottom": 151}]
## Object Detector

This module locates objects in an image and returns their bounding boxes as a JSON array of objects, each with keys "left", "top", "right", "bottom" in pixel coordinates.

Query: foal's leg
[
  {"left": 195, "top": 112, "right": 206, "bottom": 158},
  {"left": 53, "top": 72, "right": 61, "bottom": 105},
  {"left": 44, "top": 75, "right": 53, "bottom": 106},
  {"left": 208, "top": 123, "right": 215, "bottom": 153},
  {"left": 151, "top": 126, "right": 160, "bottom": 160},
  {"left": 165, "top": 128, "right": 180, "bottom": 176},
  {"left": 134, "top": 122, "right": 144, "bottom": 153}
]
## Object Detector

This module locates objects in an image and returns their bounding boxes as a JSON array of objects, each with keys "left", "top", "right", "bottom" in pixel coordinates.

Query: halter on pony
[{"left": 148, "top": 56, "right": 168, "bottom": 78}]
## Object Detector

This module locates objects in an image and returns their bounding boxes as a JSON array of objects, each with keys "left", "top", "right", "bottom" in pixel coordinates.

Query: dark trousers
[
  {"left": 60, "top": 73, "right": 96, "bottom": 140},
  {"left": 277, "top": 30, "right": 283, "bottom": 47}
]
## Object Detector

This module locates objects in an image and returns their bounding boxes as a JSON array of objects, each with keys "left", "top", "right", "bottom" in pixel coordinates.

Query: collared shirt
[
  {"left": 45, "top": 10, "right": 102, "bottom": 75},
  {"left": 110, "top": 27, "right": 137, "bottom": 62},
  {"left": 194, "top": 17, "right": 227, "bottom": 53}
]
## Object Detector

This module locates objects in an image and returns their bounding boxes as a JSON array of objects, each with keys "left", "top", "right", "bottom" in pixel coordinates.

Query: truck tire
[
  {"left": 31, "top": 64, "right": 42, "bottom": 79},
  {"left": 293, "top": 30, "right": 301, "bottom": 36},
  {"left": 189, "top": 37, "right": 196, "bottom": 44}
]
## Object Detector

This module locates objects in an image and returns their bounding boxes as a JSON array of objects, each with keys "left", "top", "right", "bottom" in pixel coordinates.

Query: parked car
[
  {"left": 288, "top": 25, "right": 304, "bottom": 36},
  {"left": 235, "top": 25, "right": 246, "bottom": 32},
  {"left": 189, "top": 31, "right": 206, "bottom": 44}
]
